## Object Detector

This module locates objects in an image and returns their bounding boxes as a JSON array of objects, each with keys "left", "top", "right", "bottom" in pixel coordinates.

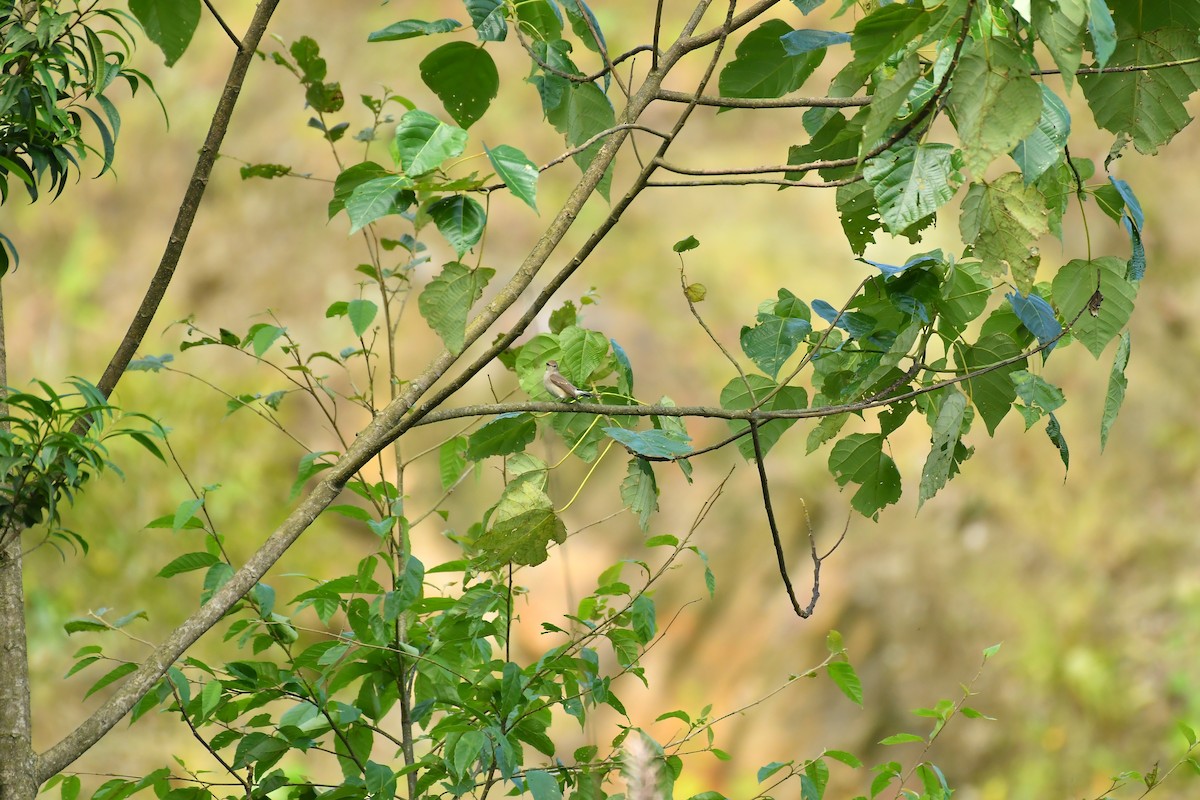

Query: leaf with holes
[
  {"left": 828, "top": 433, "right": 901, "bottom": 519},
  {"left": 420, "top": 42, "right": 499, "bottom": 128}
]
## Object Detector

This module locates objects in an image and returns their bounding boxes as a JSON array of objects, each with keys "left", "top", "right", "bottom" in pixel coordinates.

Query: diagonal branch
[{"left": 92, "top": 0, "right": 281, "bottom": 401}]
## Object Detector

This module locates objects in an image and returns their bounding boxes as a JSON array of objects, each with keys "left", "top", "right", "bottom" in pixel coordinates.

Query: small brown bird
[{"left": 543, "top": 360, "right": 593, "bottom": 400}]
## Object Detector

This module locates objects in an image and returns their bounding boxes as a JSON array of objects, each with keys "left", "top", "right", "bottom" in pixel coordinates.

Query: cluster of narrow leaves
[
  {"left": 58, "top": 483, "right": 734, "bottom": 800},
  {"left": 0, "top": 378, "right": 164, "bottom": 553},
  {"left": 0, "top": 0, "right": 172, "bottom": 273}
]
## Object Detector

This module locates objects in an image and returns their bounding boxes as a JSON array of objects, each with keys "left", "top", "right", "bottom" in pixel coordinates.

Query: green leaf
[
  {"left": 345, "top": 175, "right": 414, "bottom": 233},
  {"left": 864, "top": 143, "right": 963, "bottom": 232},
  {"left": 958, "top": 333, "right": 1026, "bottom": 435},
  {"left": 1012, "top": 85, "right": 1071, "bottom": 184},
  {"left": 740, "top": 316, "right": 812, "bottom": 378},
  {"left": 485, "top": 143, "right": 539, "bottom": 210},
  {"left": 826, "top": 661, "right": 863, "bottom": 706},
  {"left": 1033, "top": 0, "right": 1086, "bottom": 91},
  {"left": 719, "top": 19, "right": 825, "bottom": 100},
  {"left": 63, "top": 619, "right": 108, "bottom": 635},
  {"left": 604, "top": 428, "right": 692, "bottom": 459},
  {"left": 129, "top": 0, "right": 200, "bottom": 66},
  {"left": 85, "top": 662, "right": 138, "bottom": 699},
  {"left": 439, "top": 436, "right": 469, "bottom": 488},
  {"left": 1080, "top": 28, "right": 1200, "bottom": 154},
  {"left": 393, "top": 110, "right": 468, "bottom": 176},
  {"left": 948, "top": 38, "right": 1042, "bottom": 176},
  {"left": 420, "top": 42, "right": 499, "bottom": 128},
  {"left": 620, "top": 457, "right": 659, "bottom": 532},
  {"left": 674, "top": 235, "right": 700, "bottom": 252},
  {"left": 833, "top": 3, "right": 931, "bottom": 95},
  {"left": 1100, "top": 331, "right": 1130, "bottom": 451},
  {"left": 1011, "top": 370, "right": 1065, "bottom": 415},
  {"left": 525, "top": 770, "right": 563, "bottom": 800},
  {"left": 545, "top": 81, "right": 616, "bottom": 199},
  {"left": 719, "top": 375, "right": 808, "bottom": 460},
  {"left": 959, "top": 173, "right": 1050, "bottom": 293},
  {"left": 828, "top": 433, "right": 901, "bottom": 519},
  {"left": 1046, "top": 411, "right": 1069, "bottom": 475},
  {"left": 466, "top": 0, "right": 508, "bottom": 41},
  {"left": 347, "top": 299, "right": 378, "bottom": 337},
  {"left": 367, "top": 18, "right": 462, "bottom": 41},
  {"left": 918, "top": 390, "right": 967, "bottom": 508},
  {"left": 1050, "top": 257, "right": 1137, "bottom": 358},
  {"left": 1088, "top": 0, "right": 1117, "bottom": 66},
  {"left": 329, "top": 161, "right": 391, "bottom": 218},
  {"left": 157, "top": 552, "right": 220, "bottom": 578},
  {"left": 516, "top": 0, "right": 563, "bottom": 41},
  {"left": 467, "top": 413, "right": 537, "bottom": 459},
  {"left": 630, "top": 594, "right": 657, "bottom": 643},
  {"left": 879, "top": 733, "right": 924, "bottom": 745},
  {"left": 418, "top": 262, "right": 495, "bottom": 354},
  {"left": 824, "top": 749, "right": 863, "bottom": 768},
  {"left": 558, "top": 326, "right": 609, "bottom": 382},
  {"left": 758, "top": 762, "right": 791, "bottom": 783},
  {"left": 427, "top": 195, "right": 487, "bottom": 257},
  {"left": 172, "top": 497, "right": 204, "bottom": 531},
  {"left": 479, "top": 482, "right": 566, "bottom": 567},
  {"left": 858, "top": 54, "right": 922, "bottom": 163}
]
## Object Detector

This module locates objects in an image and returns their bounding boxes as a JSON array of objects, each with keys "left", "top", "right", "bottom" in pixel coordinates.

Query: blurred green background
[{"left": 6, "top": 2, "right": 1200, "bottom": 799}]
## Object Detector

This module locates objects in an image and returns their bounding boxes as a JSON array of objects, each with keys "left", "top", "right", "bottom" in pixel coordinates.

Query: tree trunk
[{"left": 0, "top": 286, "right": 37, "bottom": 800}]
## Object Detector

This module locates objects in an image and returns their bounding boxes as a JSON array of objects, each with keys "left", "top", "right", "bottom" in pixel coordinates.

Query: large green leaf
[
  {"left": 1051, "top": 257, "right": 1137, "bottom": 358},
  {"left": 1080, "top": 28, "right": 1200, "bottom": 154},
  {"left": 918, "top": 390, "right": 968, "bottom": 508},
  {"left": 393, "top": 110, "right": 468, "bottom": 176},
  {"left": 719, "top": 375, "right": 808, "bottom": 460},
  {"left": 417, "top": 262, "right": 495, "bottom": 353},
  {"left": 858, "top": 54, "right": 922, "bottom": 164},
  {"left": 545, "top": 81, "right": 616, "bottom": 199},
  {"left": 620, "top": 457, "right": 659, "bottom": 532},
  {"left": 426, "top": 195, "right": 487, "bottom": 257},
  {"left": 557, "top": 326, "right": 609, "bottom": 383},
  {"left": 603, "top": 428, "right": 692, "bottom": 459},
  {"left": 466, "top": 0, "right": 508, "bottom": 41},
  {"left": 832, "top": 3, "right": 931, "bottom": 95},
  {"left": 1100, "top": 331, "right": 1130, "bottom": 451},
  {"left": 467, "top": 413, "right": 537, "bottom": 460},
  {"left": 485, "top": 143, "right": 539, "bottom": 211},
  {"left": 948, "top": 38, "right": 1042, "bottom": 176},
  {"left": 828, "top": 433, "right": 902, "bottom": 519},
  {"left": 129, "top": 0, "right": 199, "bottom": 66},
  {"left": 478, "top": 482, "right": 565, "bottom": 567},
  {"left": 367, "top": 18, "right": 462, "bottom": 41},
  {"left": 1033, "top": 0, "right": 1087, "bottom": 91},
  {"left": 345, "top": 175, "right": 414, "bottom": 234},
  {"left": 957, "top": 333, "right": 1027, "bottom": 435},
  {"left": 1011, "top": 85, "right": 1071, "bottom": 183},
  {"left": 719, "top": 19, "right": 824, "bottom": 99},
  {"left": 863, "top": 143, "right": 963, "bottom": 232},
  {"left": 958, "top": 173, "right": 1050, "bottom": 293},
  {"left": 739, "top": 316, "right": 811, "bottom": 379},
  {"left": 515, "top": 0, "right": 563, "bottom": 41},
  {"left": 329, "top": 161, "right": 391, "bottom": 218},
  {"left": 420, "top": 42, "right": 499, "bottom": 129}
]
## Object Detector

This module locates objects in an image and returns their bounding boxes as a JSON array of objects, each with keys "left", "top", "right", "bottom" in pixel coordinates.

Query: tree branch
[{"left": 92, "top": 0, "right": 281, "bottom": 401}]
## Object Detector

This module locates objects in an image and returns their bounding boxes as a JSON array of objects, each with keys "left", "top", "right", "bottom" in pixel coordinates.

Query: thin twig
[
  {"left": 748, "top": 420, "right": 820, "bottom": 618},
  {"left": 201, "top": 0, "right": 241, "bottom": 50},
  {"left": 656, "top": 88, "right": 871, "bottom": 108}
]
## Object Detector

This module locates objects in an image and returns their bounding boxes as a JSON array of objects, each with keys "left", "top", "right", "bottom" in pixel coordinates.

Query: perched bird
[{"left": 543, "top": 360, "right": 593, "bottom": 400}]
